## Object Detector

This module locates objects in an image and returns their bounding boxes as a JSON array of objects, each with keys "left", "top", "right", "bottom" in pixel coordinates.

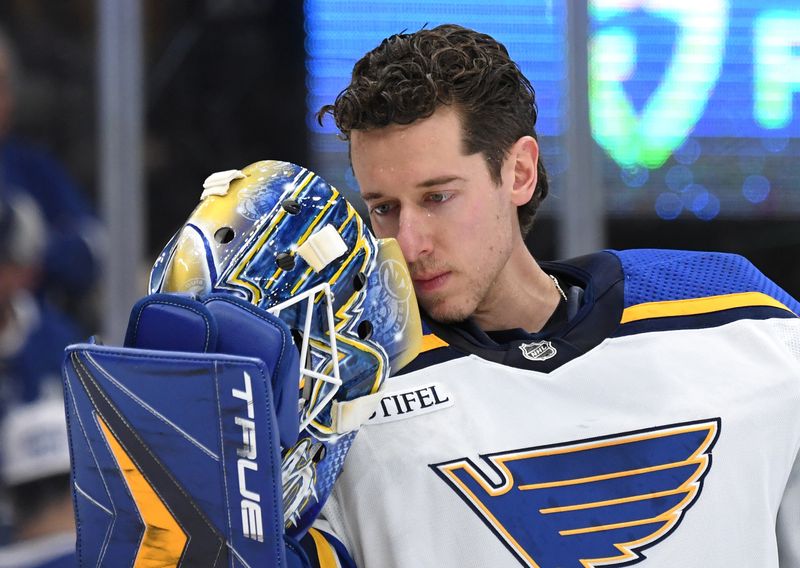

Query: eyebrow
[
  {"left": 361, "top": 175, "right": 465, "bottom": 201},
  {"left": 417, "top": 175, "right": 464, "bottom": 188},
  {"left": 360, "top": 191, "right": 385, "bottom": 202}
]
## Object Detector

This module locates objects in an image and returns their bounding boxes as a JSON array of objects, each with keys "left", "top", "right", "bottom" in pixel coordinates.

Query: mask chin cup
[{"left": 371, "top": 236, "right": 424, "bottom": 371}]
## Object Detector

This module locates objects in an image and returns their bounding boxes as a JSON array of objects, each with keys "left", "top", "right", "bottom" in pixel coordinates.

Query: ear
[{"left": 507, "top": 136, "right": 539, "bottom": 207}]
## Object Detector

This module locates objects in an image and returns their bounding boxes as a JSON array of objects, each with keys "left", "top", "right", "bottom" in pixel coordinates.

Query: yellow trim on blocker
[
  {"left": 97, "top": 417, "right": 188, "bottom": 567},
  {"left": 620, "top": 291, "right": 794, "bottom": 324},
  {"left": 308, "top": 528, "right": 339, "bottom": 568}
]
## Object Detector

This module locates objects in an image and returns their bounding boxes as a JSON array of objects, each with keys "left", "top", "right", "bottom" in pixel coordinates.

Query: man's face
[{"left": 351, "top": 106, "right": 519, "bottom": 323}]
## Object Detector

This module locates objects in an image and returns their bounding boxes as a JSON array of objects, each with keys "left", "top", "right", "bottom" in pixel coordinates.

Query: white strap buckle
[
  {"left": 330, "top": 391, "right": 384, "bottom": 433},
  {"left": 296, "top": 224, "right": 348, "bottom": 272},
  {"left": 201, "top": 169, "right": 246, "bottom": 200}
]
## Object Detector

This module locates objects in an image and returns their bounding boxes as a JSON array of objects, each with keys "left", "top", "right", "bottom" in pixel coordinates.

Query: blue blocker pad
[
  {"left": 64, "top": 345, "right": 288, "bottom": 567},
  {"left": 63, "top": 293, "right": 304, "bottom": 567},
  {"left": 124, "top": 293, "right": 300, "bottom": 449}
]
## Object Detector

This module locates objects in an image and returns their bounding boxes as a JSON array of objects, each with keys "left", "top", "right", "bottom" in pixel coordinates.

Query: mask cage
[{"left": 267, "top": 282, "right": 341, "bottom": 433}]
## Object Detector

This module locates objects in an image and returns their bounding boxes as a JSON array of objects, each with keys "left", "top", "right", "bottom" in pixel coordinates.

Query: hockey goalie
[{"left": 61, "top": 160, "right": 421, "bottom": 567}]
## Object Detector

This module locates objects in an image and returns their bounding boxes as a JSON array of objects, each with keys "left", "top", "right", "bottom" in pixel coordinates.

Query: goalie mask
[{"left": 149, "top": 160, "right": 422, "bottom": 437}]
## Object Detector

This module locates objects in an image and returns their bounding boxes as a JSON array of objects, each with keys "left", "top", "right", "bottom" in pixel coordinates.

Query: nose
[{"left": 395, "top": 206, "right": 433, "bottom": 264}]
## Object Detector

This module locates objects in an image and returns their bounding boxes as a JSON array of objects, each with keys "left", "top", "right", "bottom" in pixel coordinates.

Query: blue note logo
[{"left": 431, "top": 419, "right": 720, "bottom": 567}]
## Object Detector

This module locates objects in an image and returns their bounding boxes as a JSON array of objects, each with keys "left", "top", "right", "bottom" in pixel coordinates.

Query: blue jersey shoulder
[{"left": 609, "top": 248, "right": 800, "bottom": 314}]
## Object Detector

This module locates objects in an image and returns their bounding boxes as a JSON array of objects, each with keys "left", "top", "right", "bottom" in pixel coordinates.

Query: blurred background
[
  {"left": 1, "top": 0, "right": 799, "bottom": 331},
  {"left": 0, "top": 0, "right": 798, "bottom": 340},
  {"left": 0, "top": 0, "right": 797, "bottom": 561}
]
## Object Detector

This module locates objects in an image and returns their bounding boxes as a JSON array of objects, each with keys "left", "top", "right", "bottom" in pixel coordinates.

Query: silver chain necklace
[{"left": 549, "top": 274, "right": 567, "bottom": 302}]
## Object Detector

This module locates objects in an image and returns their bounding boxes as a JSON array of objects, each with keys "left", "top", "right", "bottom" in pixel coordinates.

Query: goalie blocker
[{"left": 63, "top": 292, "right": 314, "bottom": 566}]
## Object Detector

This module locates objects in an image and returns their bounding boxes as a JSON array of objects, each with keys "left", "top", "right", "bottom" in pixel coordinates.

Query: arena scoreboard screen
[{"left": 305, "top": 0, "right": 800, "bottom": 220}]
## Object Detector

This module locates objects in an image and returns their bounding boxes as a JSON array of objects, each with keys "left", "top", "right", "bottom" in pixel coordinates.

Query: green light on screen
[
  {"left": 590, "top": 1, "right": 728, "bottom": 169},
  {"left": 754, "top": 10, "right": 800, "bottom": 129}
]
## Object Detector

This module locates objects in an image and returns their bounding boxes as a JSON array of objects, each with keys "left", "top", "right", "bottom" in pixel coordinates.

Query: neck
[{"left": 471, "top": 237, "right": 560, "bottom": 333}]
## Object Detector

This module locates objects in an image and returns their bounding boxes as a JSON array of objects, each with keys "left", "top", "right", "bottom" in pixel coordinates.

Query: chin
[{"left": 422, "top": 297, "right": 473, "bottom": 325}]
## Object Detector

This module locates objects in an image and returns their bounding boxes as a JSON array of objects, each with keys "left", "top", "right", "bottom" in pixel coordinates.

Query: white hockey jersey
[{"left": 317, "top": 249, "right": 800, "bottom": 567}]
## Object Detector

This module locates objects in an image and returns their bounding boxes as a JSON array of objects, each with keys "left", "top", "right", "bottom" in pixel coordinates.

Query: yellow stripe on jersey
[
  {"left": 308, "top": 528, "right": 339, "bottom": 568},
  {"left": 620, "top": 291, "right": 795, "bottom": 324},
  {"left": 421, "top": 333, "right": 449, "bottom": 352}
]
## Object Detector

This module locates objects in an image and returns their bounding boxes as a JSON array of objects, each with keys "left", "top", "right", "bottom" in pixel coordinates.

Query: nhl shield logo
[{"left": 519, "top": 341, "right": 556, "bottom": 362}]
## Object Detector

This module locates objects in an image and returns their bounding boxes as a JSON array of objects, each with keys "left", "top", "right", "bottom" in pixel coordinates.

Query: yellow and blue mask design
[
  {"left": 150, "top": 160, "right": 423, "bottom": 534},
  {"left": 150, "top": 160, "right": 421, "bottom": 434}
]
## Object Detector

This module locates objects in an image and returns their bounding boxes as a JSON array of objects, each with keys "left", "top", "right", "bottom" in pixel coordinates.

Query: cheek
[{"left": 461, "top": 194, "right": 510, "bottom": 241}]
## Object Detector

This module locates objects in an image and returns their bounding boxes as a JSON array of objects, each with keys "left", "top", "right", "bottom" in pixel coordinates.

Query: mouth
[{"left": 412, "top": 272, "right": 450, "bottom": 294}]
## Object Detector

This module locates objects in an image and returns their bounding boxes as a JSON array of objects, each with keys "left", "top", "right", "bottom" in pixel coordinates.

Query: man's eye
[
  {"left": 427, "top": 192, "right": 452, "bottom": 203},
  {"left": 371, "top": 203, "right": 394, "bottom": 216}
]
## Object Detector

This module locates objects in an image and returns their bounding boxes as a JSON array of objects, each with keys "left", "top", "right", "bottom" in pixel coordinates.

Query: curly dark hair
[{"left": 317, "top": 24, "right": 549, "bottom": 236}]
